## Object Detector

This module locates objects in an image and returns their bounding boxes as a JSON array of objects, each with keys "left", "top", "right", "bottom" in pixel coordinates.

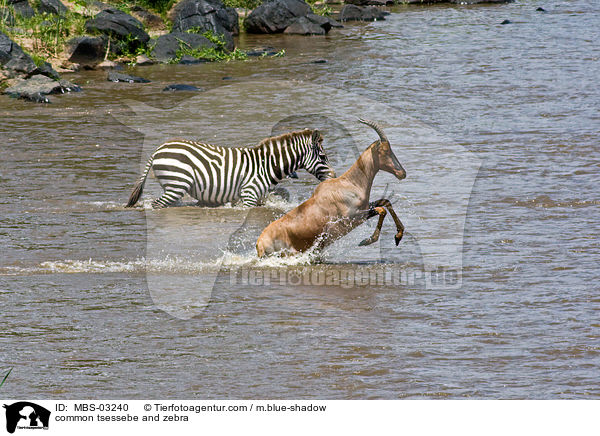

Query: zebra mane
[{"left": 252, "top": 129, "right": 315, "bottom": 149}]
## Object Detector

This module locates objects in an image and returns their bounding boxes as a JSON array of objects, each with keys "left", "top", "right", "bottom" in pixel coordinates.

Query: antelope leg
[
  {"left": 371, "top": 199, "right": 404, "bottom": 245},
  {"left": 358, "top": 206, "right": 387, "bottom": 246}
]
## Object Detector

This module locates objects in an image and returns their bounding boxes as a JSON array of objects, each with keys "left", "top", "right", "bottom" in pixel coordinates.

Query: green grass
[
  {"left": 4, "top": 10, "right": 88, "bottom": 58},
  {"left": 0, "top": 0, "right": 14, "bottom": 33},
  {"left": 306, "top": 0, "right": 332, "bottom": 16},
  {"left": 31, "top": 53, "right": 46, "bottom": 66},
  {"left": 170, "top": 29, "right": 247, "bottom": 63},
  {"left": 223, "top": 0, "right": 261, "bottom": 9},
  {"left": 0, "top": 368, "right": 12, "bottom": 389},
  {"left": 172, "top": 39, "right": 247, "bottom": 63}
]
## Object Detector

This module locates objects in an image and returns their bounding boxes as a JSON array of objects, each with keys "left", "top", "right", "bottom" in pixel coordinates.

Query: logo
[{"left": 3, "top": 402, "right": 50, "bottom": 433}]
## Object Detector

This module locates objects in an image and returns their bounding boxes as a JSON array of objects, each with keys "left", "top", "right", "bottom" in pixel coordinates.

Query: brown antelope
[{"left": 256, "top": 119, "right": 406, "bottom": 257}]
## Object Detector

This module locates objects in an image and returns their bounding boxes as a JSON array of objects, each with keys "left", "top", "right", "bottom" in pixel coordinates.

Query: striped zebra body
[{"left": 126, "top": 129, "right": 335, "bottom": 208}]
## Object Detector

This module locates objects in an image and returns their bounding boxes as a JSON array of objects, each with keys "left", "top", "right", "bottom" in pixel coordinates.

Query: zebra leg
[
  {"left": 239, "top": 186, "right": 260, "bottom": 207},
  {"left": 151, "top": 186, "right": 187, "bottom": 209}
]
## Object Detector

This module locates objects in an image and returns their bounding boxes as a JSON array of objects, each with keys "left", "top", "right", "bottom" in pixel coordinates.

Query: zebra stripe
[{"left": 125, "top": 129, "right": 335, "bottom": 209}]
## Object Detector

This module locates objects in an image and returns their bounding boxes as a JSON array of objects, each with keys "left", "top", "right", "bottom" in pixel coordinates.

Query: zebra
[{"left": 125, "top": 129, "right": 336, "bottom": 208}]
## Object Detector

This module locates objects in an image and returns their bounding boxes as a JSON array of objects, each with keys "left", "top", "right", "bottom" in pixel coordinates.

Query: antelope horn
[{"left": 358, "top": 118, "right": 388, "bottom": 143}]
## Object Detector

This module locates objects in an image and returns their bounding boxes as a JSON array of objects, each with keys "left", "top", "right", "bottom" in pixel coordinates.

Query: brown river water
[{"left": 1, "top": 1, "right": 599, "bottom": 398}]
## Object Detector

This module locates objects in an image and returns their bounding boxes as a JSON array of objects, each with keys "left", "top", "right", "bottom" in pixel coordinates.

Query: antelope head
[{"left": 358, "top": 118, "right": 406, "bottom": 181}]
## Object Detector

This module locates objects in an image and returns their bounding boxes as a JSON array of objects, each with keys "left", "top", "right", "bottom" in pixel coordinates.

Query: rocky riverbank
[{"left": 1, "top": 0, "right": 513, "bottom": 103}]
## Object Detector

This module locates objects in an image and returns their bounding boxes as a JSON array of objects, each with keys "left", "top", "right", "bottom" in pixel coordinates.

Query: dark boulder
[
  {"left": 65, "top": 36, "right": 107, "bottom": 66},
  {"left": 151, "top": 32, "right": 216, "bottom": 63},
  {"left": 449, "top": 0, "right": 513, "bottom": 2},
  {"left": 163, "top": 84, "right": 204, "bottom": 91},
  {"left": 304, "top": 13, "right": 342, "bottom": 31},
  {"left": 130, "top": 5, "right": 165, "bottom": 29},
  {"left": 338, "top": 5, "right": 388, "bottom": 22},
  {"left": 36, "top": 61, "right": 60, "bottom": 80},
  {"left": 170, "top": 0, "right": 238, "bottom": 51},
  {"left": 7, "top": 0, "right": 34, "bottom": 18},
  {"left": 284, "top": 16, "right": 325, "bottom": 35},
  {"left": 500, "top": 19, "right": 512, "bottom": 24},
  {"left": 85, "top": 8, "right": 150, "bottom": 44},
  {"left": 89, "top": 1, "right": 113, "bottom": 12},
  {"left": 245, "top": 0, "right": 311, "bottom": 34},
  {"left": 0, "top": 31, "right": 37, "bottom": 78},
  {"left": 107, "top": 71, "right": 150, "bottom": 83},
  {"left": 135, "top": 54, "right": 155, "bottom": 65},
  {"left": 57, "top": 79, "right": 81, "bottom": 92},
  {"left": 178, "top": 54, "right": 208, "bottom": 64},
  {"left": 244, "top": 46, "right": 279, "bottom": 57},
  {"left": 4, "top": 74, "right": 80, "bottom": 103},
  {"left": 36, "top": 0, "right": 67, "bottom": 15},
  {"left": 344, "top": 0, "right": 390, "bottom": 5}
]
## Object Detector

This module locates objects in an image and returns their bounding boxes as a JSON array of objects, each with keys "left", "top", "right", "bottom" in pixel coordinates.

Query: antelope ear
[{"left": 311, "top": 129, "right": 322, "bottom": 145}]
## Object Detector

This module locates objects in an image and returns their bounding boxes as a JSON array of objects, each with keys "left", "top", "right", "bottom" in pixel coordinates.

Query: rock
[
  {"left": 312, "top": 59, "right": 327, "bottom": 64},
  {"left": 130, "top": 5, "right": 165, "bottom": 29},
  {"left": 536, "top": 7, "right": 546, "bottom": 12},
  {"left": 37, "top": 61, "right": 60, "bottom": 80},
  {"left": 36, "top": 0, "right": 67, "bottom": 15},
  {"left": 284, "top": 16, "right": 325, "bottom": 35},
  {"left": 170, "top": 0, "right": 238, "bottom": 51},
  {"left": 85, "top": 8, "right": 150, "bottom": 44},
  {"left": 244, "top": 46, "right": 279, "bottom": 57},
  {"left": 4, "top": 74, "right": 80, "bottom": 103},
  {"left": 55, "top": 64, "right": 79, "bottom": 73},
  {"left": 500, "top": 19, "right": 512, "bottom": 24},
  {"left": 338, "top": 5, "right": 388, "bottom": 22},
  {"left": 449, "top": 0, "right": 513, "bottom": 3},
  {"left": 58, "top": 79, "right": 81, "bottom": 92},
  {"left": 0, "top": 31, "right": 37, "bottom": 78},
  {"left": 135, "top": 54, "right": 155, "bottom": 65},
  {"left": 107, "top": 71, "right": 150, "bottom": 83},
  {"left": 89, "top": 1, "right": 113, "bottom": 13},
  {"left": 178, "top": 54, "right": 207, "bottom": 64},
  {"left": 7, "top": 0, "right": 34, "bottom": 18},
  {"left": 97, "top": 59, "right": 118, "bottom": 69},
  {"left": 344, "top": 0, "right": 390, "bottom": 5},
  {"left": 245, "top": 0, "right": 311, "bottom": 34},
  {"left": 163, "top": 84, "right": 204, "bottom": 92},
  {"left": 304, "top": 13, "right": 342, "bottom": 31},
  {"left": 151, "top": 32, "right": 216, "bottom": 63},
  {"left": 65, "top": 36, "right": 107, "bottom": 66}
]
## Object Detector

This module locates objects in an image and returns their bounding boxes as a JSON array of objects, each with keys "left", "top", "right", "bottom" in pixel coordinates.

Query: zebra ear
[{"left": 311, "top": 129, "right": 322, "bottom": 146}]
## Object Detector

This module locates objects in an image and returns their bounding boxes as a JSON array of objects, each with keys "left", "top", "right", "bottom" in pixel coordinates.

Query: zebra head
[{"left": 301, "top": 130, "right": 336, "bottom": 181}]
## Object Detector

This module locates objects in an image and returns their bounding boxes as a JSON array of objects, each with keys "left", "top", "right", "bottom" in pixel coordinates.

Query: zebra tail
[{"left": 125, "top": 156, "right": 153, "bottom": 208}]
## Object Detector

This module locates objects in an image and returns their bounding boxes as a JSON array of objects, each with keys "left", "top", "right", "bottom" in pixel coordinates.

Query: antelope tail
[
  {"left": 358, "top": 118, "right": 388, "bottom": 143},
  {"left": 126, "top": 156, "right": 154, "bottom": 208}
]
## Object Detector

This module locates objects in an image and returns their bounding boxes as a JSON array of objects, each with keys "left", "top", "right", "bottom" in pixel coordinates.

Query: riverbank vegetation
[
  {"left": 1, "top": 0, "right": 393, "bottom": 99},
  {"left": 0, "top": 0, "right": 278, "bottom": 69}
]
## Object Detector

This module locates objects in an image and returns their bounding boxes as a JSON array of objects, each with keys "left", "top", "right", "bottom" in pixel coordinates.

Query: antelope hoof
[
  {"left": 395, "top": 232, "right": 403, "bottom": 246},
  {"left": 359, "top": 238, "right": 374, "bottom": 246}
]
